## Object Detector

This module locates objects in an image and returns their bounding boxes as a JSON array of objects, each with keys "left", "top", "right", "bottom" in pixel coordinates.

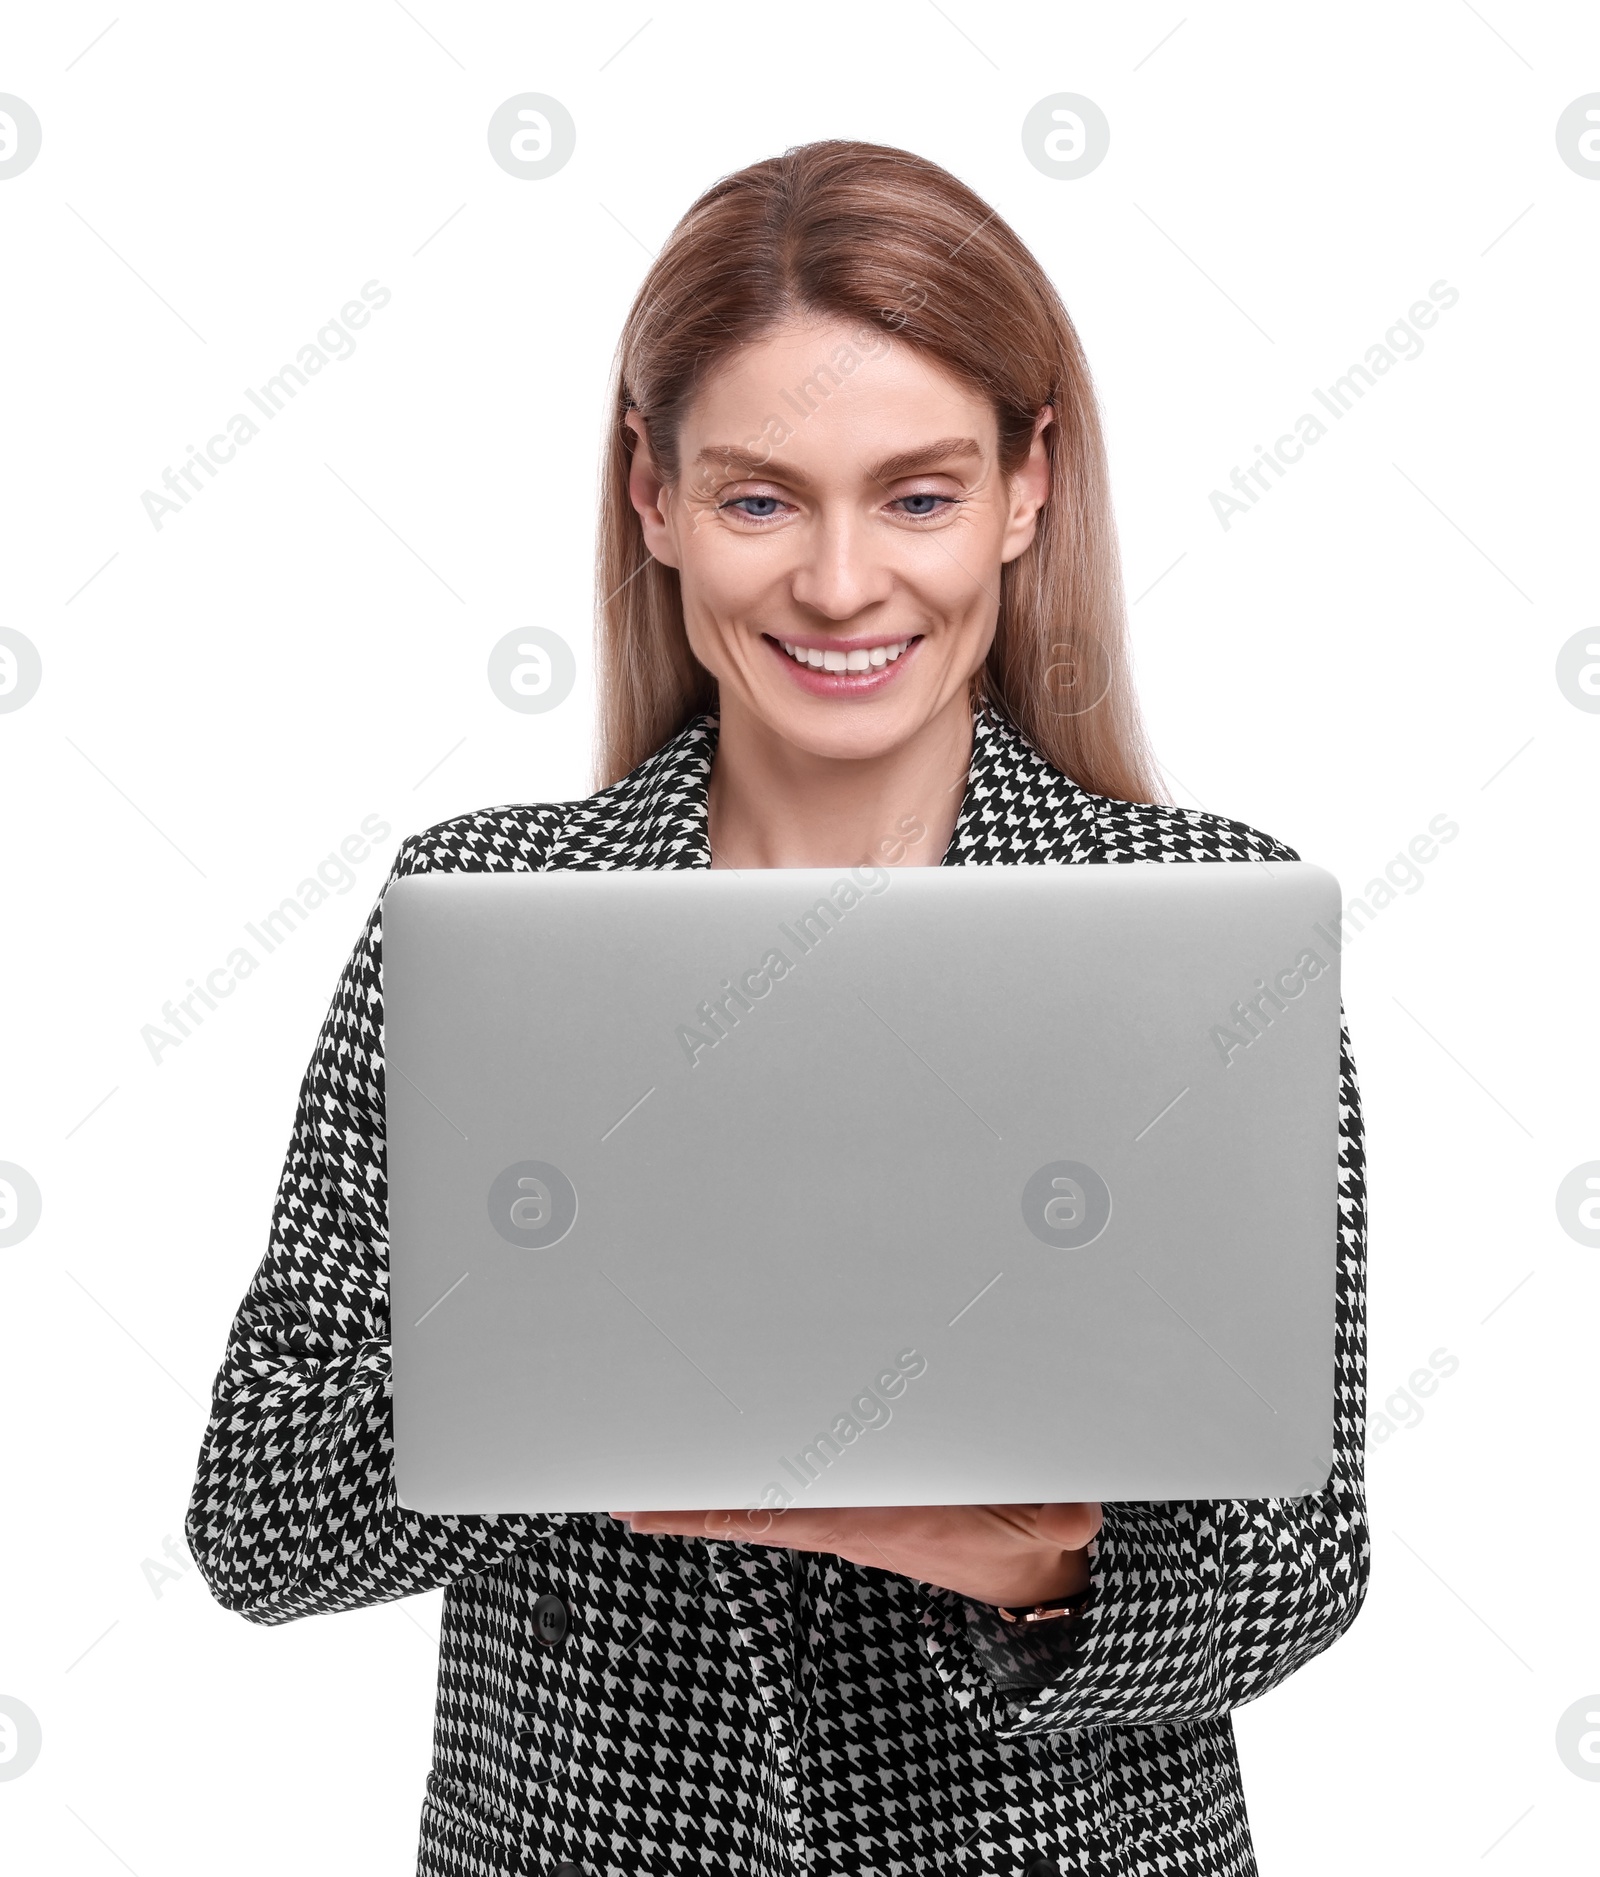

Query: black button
[
  {"left": 1024, "top": 1862, "right": 1062, "bottom": 1877},
  {"left": 532, "top": 1594, "right": 569, "bottom": 1645},
  {"left": 550, "top": 1866, "right": 585, "bottom": 1876}
]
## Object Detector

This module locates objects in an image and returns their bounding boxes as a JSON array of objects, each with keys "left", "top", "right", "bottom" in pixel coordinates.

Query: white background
[{"left": 1, "top": 2, "right": 1596, "bottom": 1872}]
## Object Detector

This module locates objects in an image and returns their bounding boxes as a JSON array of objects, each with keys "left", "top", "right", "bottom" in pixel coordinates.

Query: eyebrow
[{"left": 691, "top": 435, "right": 984, "bottom": 485}]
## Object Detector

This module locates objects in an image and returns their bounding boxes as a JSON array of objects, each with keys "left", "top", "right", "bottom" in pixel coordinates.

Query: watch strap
[{"left": 994, "top": 1585, "right": 1093, "bottom": 1626}]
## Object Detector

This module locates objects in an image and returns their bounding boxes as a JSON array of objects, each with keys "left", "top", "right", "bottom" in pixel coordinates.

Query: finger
[
  {"left": 608, "top": 1511, "right": 716, "bottom": 1538},
  {"left": 610, "top": 1509, "right": 803, "bottom": 1545},
  {"left": 615, "top": 1507, "right": 911, "bottom": 1556},
  {"left": 699, "top": 1508, "right": 858, "bottom": 1549}
]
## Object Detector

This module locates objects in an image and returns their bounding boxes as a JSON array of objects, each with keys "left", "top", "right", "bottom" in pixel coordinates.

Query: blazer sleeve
[
  {"left": 920, "top": 1007, "right": 1371, "bottom": 1734},
  {"left": 184, "top": 837, "right": 560, "bottom": 1625}
]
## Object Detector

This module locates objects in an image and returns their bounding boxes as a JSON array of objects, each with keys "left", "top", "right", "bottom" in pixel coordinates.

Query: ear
[
  {"left": 624, "top": 408, "right": 680, "bottom": 569},
  {"left": 999, "top": 404, "right": 1053, "bottom": 565}
]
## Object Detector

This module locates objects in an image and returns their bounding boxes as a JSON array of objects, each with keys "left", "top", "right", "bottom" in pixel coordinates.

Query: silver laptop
[{"left": 384, "top": 859, "right": 1343, "bottom": 1514}]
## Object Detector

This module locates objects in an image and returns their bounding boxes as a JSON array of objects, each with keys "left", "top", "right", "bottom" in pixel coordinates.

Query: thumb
[{"left": 1035, "top": 1501, "right": 1103, "bottom": 1552}]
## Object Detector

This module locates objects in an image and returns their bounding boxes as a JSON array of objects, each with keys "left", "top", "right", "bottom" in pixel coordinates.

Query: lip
[{"left": 763, "top": 632, "right": 923, "bottom": 697}]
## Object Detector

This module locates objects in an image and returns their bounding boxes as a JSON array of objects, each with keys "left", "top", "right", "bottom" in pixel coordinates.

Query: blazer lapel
[
  {"left": 544, "top": 714, "right": 719, "bottom": 872},
  {"left": 942, "top": 701, "right": 1102, "bottom": 866}
]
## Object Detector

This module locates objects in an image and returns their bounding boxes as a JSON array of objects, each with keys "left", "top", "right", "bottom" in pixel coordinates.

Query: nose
[{"left": 787, "top": 508, "right": 894, "bottom": 622}]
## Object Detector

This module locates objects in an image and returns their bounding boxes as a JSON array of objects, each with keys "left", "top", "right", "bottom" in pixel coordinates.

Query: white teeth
[{"left": 779, "top": 638, "right": 910, "bottom": 672}]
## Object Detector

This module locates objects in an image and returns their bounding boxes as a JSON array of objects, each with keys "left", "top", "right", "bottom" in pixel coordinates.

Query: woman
[{"left": 187, "top": 140, "right": 1369, "bottom": 1876}]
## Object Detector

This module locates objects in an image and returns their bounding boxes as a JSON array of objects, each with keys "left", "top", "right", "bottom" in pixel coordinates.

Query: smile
[{"left": 777, "top": 637, "right": 914, "bottom": 672}]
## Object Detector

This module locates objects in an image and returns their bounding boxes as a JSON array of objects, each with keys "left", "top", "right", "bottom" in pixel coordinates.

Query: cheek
[
  {"left": 900, "top": 515, "right": 1006, "bottom": 619},
  {"left": 677, "top": 526, "right": 788, "bottom": 623},
  {"left": 674, "top": 548, "right": 781, "bottom": 682}
]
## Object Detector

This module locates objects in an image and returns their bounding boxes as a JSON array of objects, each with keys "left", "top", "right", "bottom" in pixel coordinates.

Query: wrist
[{"left": 990, "top": 1543, "right": 1091, "bottom": 1611}]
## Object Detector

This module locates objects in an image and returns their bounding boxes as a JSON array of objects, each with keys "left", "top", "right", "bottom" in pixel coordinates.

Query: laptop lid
[{"left": 384, "top": 859, "right": 1342, "bottom": 1514}]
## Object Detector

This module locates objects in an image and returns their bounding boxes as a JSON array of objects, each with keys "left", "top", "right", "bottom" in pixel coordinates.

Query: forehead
[{"left": 680, "top": 315, "right": 998, "bottom": 460}]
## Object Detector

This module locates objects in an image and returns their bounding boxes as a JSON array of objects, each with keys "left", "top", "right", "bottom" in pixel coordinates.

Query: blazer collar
[{"left": 548, "top": 700, "right": 1104, "bottom": 871}]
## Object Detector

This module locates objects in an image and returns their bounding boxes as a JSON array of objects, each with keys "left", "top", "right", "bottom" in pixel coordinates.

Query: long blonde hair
[{"left": 595, "top": 139, "right": 1161, "bottom": 802}]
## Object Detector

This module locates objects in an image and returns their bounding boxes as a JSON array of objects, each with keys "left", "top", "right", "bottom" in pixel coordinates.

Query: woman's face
[{"left": 625, "top": 316, "right": 1051, "bottom": 764}]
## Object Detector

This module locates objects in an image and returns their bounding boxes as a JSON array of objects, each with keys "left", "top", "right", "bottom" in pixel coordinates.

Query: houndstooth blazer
[{"left": 187, "top": 700, "right": 1370, "bottom": 1877}]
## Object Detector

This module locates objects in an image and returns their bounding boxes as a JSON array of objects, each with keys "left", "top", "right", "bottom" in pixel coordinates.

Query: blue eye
[
  {"left": 897, "top": 493, "right": 949, "bottom": 517},
  {"left": 728, "top": 496, "right": 782, "bottom": 518}
]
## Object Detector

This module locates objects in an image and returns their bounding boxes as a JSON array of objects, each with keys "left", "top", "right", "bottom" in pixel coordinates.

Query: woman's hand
[{"left": 609, "top": 1502, "right": 1102, "bottom": 1608}]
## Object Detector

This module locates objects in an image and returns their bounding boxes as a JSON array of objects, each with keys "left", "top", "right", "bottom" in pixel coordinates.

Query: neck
[{"left": 705, "top": 691, "right": 976, "bottom": 870}]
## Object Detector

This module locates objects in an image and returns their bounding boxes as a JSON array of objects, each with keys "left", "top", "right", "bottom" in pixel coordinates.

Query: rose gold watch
[{"left": 995, "top": 1586, "right": 1093, "bottom": 1625}]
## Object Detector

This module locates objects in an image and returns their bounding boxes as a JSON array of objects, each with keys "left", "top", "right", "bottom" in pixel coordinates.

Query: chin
[{"left": 753, "top": 691, "right": 934, "bottom": 764}]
